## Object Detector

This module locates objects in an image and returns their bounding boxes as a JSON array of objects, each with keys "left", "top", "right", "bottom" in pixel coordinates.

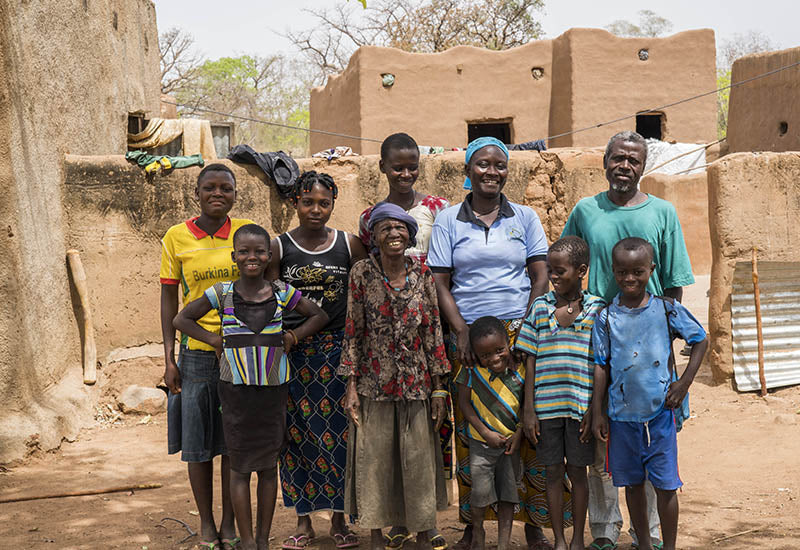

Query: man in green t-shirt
[{"left": 561, "top": 130, "right": 694, "bottom": 550}]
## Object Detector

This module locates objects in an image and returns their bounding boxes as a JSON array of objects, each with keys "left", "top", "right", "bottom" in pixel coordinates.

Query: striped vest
[{"left": 206, "top": 280, "right": 300, "bottom": 386}]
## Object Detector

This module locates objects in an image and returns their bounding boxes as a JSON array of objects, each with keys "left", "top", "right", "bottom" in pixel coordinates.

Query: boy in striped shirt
[
  {"left": 515, "top": 236, "right": 605, "bottom": 550},
  {"left": 456, "top": 316, "right": 525, "bottom": 550}
]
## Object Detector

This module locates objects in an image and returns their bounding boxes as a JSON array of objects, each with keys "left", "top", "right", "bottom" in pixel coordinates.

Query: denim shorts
[{"left": 167, "top": 346, "right": 226, "bottom": 462}]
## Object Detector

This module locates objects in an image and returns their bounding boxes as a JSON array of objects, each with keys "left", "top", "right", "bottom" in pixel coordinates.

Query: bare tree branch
[
  {"left": 158, "top": 27, "right": 204, "bottom": 95},
  {"left": 286, "top": 0, "right": 545, "bottom": 82}
]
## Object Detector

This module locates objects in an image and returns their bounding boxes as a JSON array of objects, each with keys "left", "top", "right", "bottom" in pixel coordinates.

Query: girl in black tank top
[{"left": 266, "top": 172, "right": 366, "bottom": 547}]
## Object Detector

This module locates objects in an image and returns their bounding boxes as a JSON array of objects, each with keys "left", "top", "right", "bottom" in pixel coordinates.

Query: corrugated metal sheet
[{"left": 732, "top": 261, "right": 800, "bottom": 392}]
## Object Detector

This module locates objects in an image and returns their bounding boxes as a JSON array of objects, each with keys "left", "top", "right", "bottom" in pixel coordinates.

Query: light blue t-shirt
[
  {"left": 592, "top": 294, "right": 706, "bottom": 423},
  {"left": 561, "top": 192, "right": 695, "bottom": 303},
  {"left": 427, "top": 193, "right": 548, "bottom": 324}
]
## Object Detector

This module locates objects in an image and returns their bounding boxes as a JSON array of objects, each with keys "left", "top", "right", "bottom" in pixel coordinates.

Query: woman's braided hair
[{"left": 291, "top": 170, "right": 338, "bottom": 205}]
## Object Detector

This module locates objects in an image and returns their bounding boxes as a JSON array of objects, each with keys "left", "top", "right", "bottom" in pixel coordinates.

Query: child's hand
[
  {"left": 164, "top": 357, "right": 181, "bottom": 394},
  {"left": 210, "top": 334, "right": 223, "bottom": 359},
  {"left": 523, "top": 409, "right": 540, "bottom": 444},
  {"left": 665, "top": 378, "right": 690, "bottom": 409},
  {"left": 505, "top": 429, "right": 523, "bottom": 455},
  {"left": 579, "top": 409, "right": 593, "bottom": 443},
  {"left": 484, "top": 431, "right": 508, "bottom": 449},
  {"left": 283, "top": 332, "right": 292, "bottom": 354},
  {"left": 592, "top": 412, "right": 609, "bottom": 442}
]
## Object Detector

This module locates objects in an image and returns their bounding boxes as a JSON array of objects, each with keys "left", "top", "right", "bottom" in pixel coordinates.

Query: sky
[{"left": 154, "top": 0, "right": 798, "bottom": 61}]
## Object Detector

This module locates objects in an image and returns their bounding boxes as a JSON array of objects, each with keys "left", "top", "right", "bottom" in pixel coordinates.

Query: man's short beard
[{"left": 611, "top": 181, "right": 635, "bottom": 193}]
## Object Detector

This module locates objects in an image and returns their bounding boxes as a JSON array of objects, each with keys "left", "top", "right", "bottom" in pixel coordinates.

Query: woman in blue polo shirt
[{"left": 427, "top": 137, "right": 569, "bottom": 550}]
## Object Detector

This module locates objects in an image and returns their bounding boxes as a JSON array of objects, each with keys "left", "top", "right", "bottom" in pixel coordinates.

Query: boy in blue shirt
[{"left": 591, "top": 237, "right": 708, "bottom": 550}]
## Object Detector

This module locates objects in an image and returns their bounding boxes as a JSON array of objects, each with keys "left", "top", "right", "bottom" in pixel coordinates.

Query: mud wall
[
  {"left": 640, "top": 171, "right": 711, "bottom": 275},
  {"left": 62, "top": 149, "right": 712, "bottom": 371},
  {"left": 550, "top": 28, "right": 717, "bottom": 147},
  {"left": 310, "top": 28, "right": 716, "bottom": 154},
  {"left": 61, "top": 151, "right": 586, "bottom": 367},
  {"left": 0, "top": 0, "right": 160, "bottom": 463},
  {"left": 727, "top": 46, "right": 800, "bottom": 154},
  {"left": 708, "top": 152, "right": 800, "bottom": 381}
]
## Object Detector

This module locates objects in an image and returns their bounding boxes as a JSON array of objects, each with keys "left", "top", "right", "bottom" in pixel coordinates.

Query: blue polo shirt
[
  {"left": 427, "top": 193, "right": 548, "bottom": 324},
  {"left": 592, "top": 294, "right": 706, "bottom": 423}
]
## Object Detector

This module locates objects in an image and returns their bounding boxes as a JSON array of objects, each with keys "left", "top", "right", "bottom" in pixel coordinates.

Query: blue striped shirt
[{"left": 515, "top": 291, "right": 605, "bottom": 421}]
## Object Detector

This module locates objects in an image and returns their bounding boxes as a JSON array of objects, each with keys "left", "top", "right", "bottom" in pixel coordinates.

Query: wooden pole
[
  {"left": 0, "top": 483, "right": 162, "bottom": 504},
  {"left": 751, "top": 247, "right": 767, "bottom": 397},
  {"left": 67, "top": 249, "right": 97, "bottom": 385}
]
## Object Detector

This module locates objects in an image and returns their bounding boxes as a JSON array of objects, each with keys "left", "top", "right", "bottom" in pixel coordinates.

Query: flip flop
[
  {"left": 431, "top": 533, "right": 448, "bottom": 550},
  {"left": 282, "top": 534, "right": 313, "bottom": 550},
  {"left": 197, "top": 541, "right": 220, "bottom": 550},
  {"left": 384, "top": 533, "right": 413, "bottom": 550},
  {"left": 587, "top": 542, "right": 617, "bottom": 550},
  {"left": 221, "top": 537, "right": 241, "bottom": 549},
  {"left": 333, "top": 532, "right": 359, "bottom": 549}
]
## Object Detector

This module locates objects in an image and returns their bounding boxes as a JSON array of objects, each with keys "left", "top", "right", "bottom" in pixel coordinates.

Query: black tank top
[{"left": 278, "top": 229, "right": 351, "bottom": 331}]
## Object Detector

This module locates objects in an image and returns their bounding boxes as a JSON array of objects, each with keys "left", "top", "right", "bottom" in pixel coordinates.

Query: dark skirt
[
  {"left": 167, "top": 346, "right": 226, "bottom": 462},
  {"left": 218, "top": 380, "right": 288, "bottom": 474}
]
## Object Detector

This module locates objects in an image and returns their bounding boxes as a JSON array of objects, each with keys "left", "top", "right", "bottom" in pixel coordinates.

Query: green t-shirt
[{"left": 561, "top": 192, "right": 695, "bottom": 302}]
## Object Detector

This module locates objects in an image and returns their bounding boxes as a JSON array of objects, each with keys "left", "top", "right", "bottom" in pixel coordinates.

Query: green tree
[
  {"left": 716, "top": 69, "right": 731, "bottom": 139},
  {"left": 289, "top": 0, "right": 545, "bottom": 83},
  {"left": 605, "top": 10, "right": 673, "bottom": 38},
  {"left": 174, "top": 54, "right": 312, "bottom": 157}
]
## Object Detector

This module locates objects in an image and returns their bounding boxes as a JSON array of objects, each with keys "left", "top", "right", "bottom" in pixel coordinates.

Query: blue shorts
[{"left": 608, "top": 407, "right": 682, "bottom": 490}]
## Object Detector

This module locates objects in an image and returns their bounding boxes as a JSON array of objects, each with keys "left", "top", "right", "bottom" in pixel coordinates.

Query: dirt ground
[{"left": 3, "top": 277, "right": 800, "bottom": 549}]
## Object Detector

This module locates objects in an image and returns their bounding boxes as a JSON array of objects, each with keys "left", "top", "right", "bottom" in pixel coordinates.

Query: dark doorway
[
  {"left": 468, "top": 121, "right": 511, "bottom": 145},
  {"left": 636, "top": 113, "right": 663, "bottom": 140}
]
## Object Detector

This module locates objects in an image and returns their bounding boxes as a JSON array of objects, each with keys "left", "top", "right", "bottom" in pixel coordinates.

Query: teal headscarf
[{"left": 463, "top": 137, "right": 510, "bottom": 190}]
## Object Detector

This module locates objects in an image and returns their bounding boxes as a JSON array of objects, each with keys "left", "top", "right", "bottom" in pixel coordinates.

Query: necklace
[
  {"left": 555, "top": 291, "right": 582, "bottom": 314},
  {"left": 380, "top": 262, "right": 409, "bottom": 292}
]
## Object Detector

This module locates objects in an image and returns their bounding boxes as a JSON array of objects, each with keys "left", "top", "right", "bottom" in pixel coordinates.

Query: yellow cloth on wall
[{"left": 128, "top": 117, "right": 217, "bottom": 160}]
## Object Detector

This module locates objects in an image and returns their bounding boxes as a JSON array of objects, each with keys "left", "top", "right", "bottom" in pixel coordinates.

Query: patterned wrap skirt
[
  {"left": 279, "top": 330, "right": 350, "bottom": 514},
  {"left": 451, "top": 319, "right": 573, "bottom": 527}
]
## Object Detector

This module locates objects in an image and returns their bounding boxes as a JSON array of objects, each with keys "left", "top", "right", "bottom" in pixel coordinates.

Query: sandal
[
  {"left": 283, "top": 534, "right": 313, "bottom": 550},
  {"left": 588, "top": 542, "right": 617, "bottom": 550},
  {"left": 333, "top": 532, "right": 359, "bottom": 549},
  {"left": 384, "top": 533, "right": 413, "bottom": 550},
  {"left": 431, "top": 533, "right": 448, "bottom": 550},
  {"left": 197, "top": 542, "right": 220, "bottom": 550},
  {"left": 221, "top": 537, "right": 241, "bottom": 549}
]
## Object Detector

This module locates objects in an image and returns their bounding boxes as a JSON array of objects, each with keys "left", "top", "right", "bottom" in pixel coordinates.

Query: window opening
[{"left": 467, "top": 121, "right": 512, "bottom": 144}]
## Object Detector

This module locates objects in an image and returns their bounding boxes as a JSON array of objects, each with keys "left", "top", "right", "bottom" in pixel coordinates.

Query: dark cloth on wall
[
  {"left": 227, "top": 144, "right": 300, "bottom": 198},
  {"left": 508, "top": 139, "right": 547, "bottom": 152}
]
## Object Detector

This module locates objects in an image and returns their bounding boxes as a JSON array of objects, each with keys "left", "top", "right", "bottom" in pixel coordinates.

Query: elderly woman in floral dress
[{"left": 339, "top": 203, "right": 450, "bottom": 550}]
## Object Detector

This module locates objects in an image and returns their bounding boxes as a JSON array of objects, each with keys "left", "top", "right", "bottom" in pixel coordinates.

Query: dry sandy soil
[{"left": 2, "top": 277, "right": 799, "bottom": 549}]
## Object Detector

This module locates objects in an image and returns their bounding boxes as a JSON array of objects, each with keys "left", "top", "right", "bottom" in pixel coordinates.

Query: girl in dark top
[{"left": 267, "top": 171, "right": 367, "bottom": 550}]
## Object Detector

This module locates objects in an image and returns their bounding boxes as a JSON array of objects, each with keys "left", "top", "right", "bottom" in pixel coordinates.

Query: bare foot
[
  {"left": 453, "top": 525, "right": 472, "bottom": 550},
  {"left": 417, "top": 531, "right": 433, "bottom": 550},
  {"left": 470, "top": 526, "right": 485, "bottom": 550}
]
